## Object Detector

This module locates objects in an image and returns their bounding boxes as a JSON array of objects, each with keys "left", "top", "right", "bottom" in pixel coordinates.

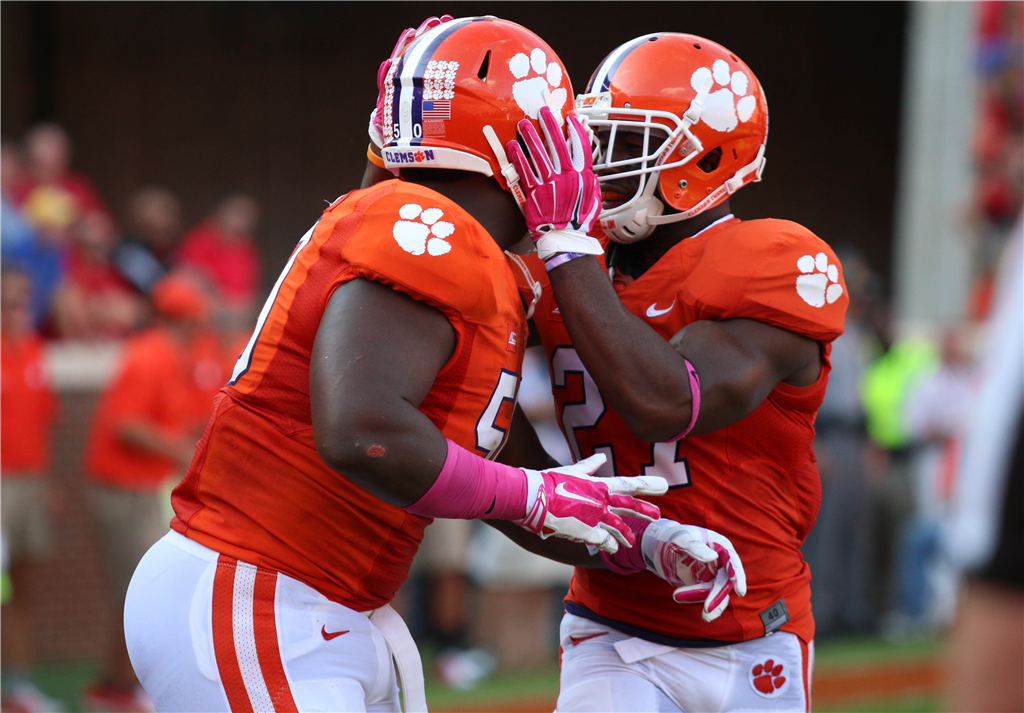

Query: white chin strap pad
[{"left": 603, "top": 195, "right": 664, "bottom": 244}]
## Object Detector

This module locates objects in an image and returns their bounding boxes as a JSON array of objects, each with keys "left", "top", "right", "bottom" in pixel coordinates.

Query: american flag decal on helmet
[{"left": 422, "top": 100, "right": 452, "bottom": 120}]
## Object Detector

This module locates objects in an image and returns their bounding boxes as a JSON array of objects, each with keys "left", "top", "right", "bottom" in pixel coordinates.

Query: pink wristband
[
  {"left": 600, "top": 516, "right": 651, "bottom": 574},
  {"left": 666, "top": 359, "right": 701, "bottom": 443},
  {"left": 403, "top": 439, "right": 527, "bottom": 521}
]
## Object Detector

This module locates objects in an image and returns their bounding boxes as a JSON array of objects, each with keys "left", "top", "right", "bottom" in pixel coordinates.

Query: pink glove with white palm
[
  {"left": 517, "top": 454, "right": 667, "bottom": 554},
  {"left": 603, "top": 517, "right": 747, "bottom": 622},
  {"left": 369, "top": 15, "right": 454, "bottom": 148},
  {"left": 505, "top": 106, "right": 604, "bottom": 265}
]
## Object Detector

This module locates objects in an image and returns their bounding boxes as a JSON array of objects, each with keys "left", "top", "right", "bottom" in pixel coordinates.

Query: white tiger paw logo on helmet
[
  {"left": 796, "top": 252, "right": 844, "bottom": 307},
  {"left": 690, "top": 60, "right": 757, "bottom": 133},
  {"left": 509, "top": 48, "right": 567, "bottom": 119},
  {"left": 393, "top": 204, "right": 454, "bottom": 256}
]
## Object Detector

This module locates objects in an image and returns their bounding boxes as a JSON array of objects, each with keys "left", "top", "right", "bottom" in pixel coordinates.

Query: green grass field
[{"left": 18, "top": 635, "right": 945, "bottom": 712}]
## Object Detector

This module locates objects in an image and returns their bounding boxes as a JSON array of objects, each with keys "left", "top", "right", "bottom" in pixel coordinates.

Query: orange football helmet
[
  {"left": 577, "top": 33, "right": 768, "bottom": 242},
  {"left": 380, "top": 17, "right": 574, "bottom": 205}
]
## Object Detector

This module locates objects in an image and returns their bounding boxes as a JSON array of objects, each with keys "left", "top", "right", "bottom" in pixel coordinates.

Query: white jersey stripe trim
[{"left": 232, "top": 562, "right": 275, "bottom": 712}]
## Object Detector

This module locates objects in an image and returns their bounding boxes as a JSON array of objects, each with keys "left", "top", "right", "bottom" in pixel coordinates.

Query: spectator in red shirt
[
  {"left": 53, "top": 209, "right": 148, "bottom": 340},
  {"left": 0, "top": 266, "right": 63, "bottom": 713},
  {"left": 82, "top": 274, "right": 226, "bottom": 712},
  {"left": 13, "top": 123, "right": 109, "bottom": 252},
  {"left": 175, "top": 192, "right": 261, "bottom": 320}
]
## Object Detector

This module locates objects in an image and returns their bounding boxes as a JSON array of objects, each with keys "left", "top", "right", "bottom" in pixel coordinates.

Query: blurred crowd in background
[
  {"left": 0, "top": 3, "right": 1021, "bottom": 712},
  {"left": 1, "top": 123, "right": 262, "bottom": 341},
  {"left": 806, "top": 1, "right": 1022, "bottom": 648},
  {"left": 0, "top": 120, "right": 268, "bottom": 711}
]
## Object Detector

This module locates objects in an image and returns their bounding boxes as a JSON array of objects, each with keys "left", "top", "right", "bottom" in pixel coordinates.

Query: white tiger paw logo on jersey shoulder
[
  {"left": 393, "top": 204, "right": 455, "bottom": 256},
  {"left": 796, "top": 252, "right": 843, "bottom": 307},
  {"left": 509, "top": 48, "right": 567, "bottom": 119},
  {"left": 691, "top": 60, "right": 757, "bottom": 133}
]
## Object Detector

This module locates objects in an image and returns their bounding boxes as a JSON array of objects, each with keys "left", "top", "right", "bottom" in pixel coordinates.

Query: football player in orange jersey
[
  {"left": 497, "top": 33, "right": 850, "bottom": 712},
  {"left": 122, "top": 18, "right": 674, "bottom": 713}
]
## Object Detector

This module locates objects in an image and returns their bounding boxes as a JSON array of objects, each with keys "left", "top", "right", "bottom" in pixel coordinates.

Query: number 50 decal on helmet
[{"left": 380, "top": 16, "right": 575, "bottom": 207}]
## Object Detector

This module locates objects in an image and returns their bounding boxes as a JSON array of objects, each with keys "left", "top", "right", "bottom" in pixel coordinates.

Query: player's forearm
[
  {"left": 547, "top": 256, "right": 693, "bottom": 442},
  {"left": 484, "top": 519, "right": 606, "bottom": 568},
  {"left": 667, "top": 319, "right": 820, "bottom": 435},
  {"left": 315, "top": 404, "right": 451, "bottom": 507}
]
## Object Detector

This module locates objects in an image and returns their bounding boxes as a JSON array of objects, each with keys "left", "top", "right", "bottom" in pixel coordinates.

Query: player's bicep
[
  {"left": 669, "top": 318, "right": 820, "bottom": 434},
  {"left": 310, "top": 278, "right": 456, "bottom": 446}
]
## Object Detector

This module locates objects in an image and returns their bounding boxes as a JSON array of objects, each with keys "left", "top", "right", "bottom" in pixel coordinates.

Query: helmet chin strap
[
  {"left": 648, "top": 143, "right": 766, "bottom": 224},
  {"left": 482, "top": 90, "right": 566, "bottom": 214},
  {"left": 605, "top": 143, "right": 766, "bottom": 240},
  {"left": 605, "top": 194, "right": 664, "bottom": 244},
  {"left": 482, "top": 124, "right": 526, "bottom": 210}
]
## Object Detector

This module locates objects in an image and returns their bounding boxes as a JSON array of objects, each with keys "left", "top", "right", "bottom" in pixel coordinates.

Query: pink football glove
[
  {"left": 505, "top": 106, "right": 604, "bottom": 262},
  {"left": 643, "top": 519, "right": 747, "bottom": 622},
  {"left": 370, "top": 15, "right": 454, "bottom": 147},
  {"left": 516, "top": 454, "right": 667, "bottom": 554},
  {"left": 605, "top": 518, "right": 747, "bottom": 622}
]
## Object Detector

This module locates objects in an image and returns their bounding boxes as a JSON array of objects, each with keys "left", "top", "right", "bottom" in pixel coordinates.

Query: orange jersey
[
  {"left": 85, "top": 328, "right": 223, "bottom": 490},
  {"left": 172, "top": 180, "right": 527, "bottom": 611},
  {"left": 0, "top": 334, "right": 56, "bottom": 474},
  {"left": 528, "top": 216, "right": 847, "bottom": 644}
]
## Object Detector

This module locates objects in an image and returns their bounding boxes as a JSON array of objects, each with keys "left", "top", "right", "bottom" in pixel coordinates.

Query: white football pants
[
  {"left": 557, "top": 612, "right": 812, "bottom": 713},
  {"left": 125, "top": 531, "right": 422, "bottom": 712}
]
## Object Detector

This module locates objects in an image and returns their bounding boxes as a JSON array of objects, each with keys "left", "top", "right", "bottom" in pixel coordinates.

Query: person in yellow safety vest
[{"left": 861, "top": 338, "right": 941, "bottom": 451}]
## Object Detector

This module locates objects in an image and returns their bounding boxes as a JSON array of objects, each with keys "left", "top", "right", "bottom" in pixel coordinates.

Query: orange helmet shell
[
  {"left": 579, "top": 33, "right": 768, "bottom": 241},
  {"left": 381, "top": 17, "right": 574, "bottom": 193}
]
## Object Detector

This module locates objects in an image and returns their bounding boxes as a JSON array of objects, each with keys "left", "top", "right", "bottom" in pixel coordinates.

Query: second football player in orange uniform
[{"left": 503, "top": 33, "right": 849, "bottom": 712}]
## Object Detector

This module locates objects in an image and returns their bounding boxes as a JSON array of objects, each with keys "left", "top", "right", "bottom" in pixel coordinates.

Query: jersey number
[
  {"left": 551, "top": 346, "right": 691, "bottom": 488},
  {"left": 475, "top": 369, "right": 520, "bottom": 460}
]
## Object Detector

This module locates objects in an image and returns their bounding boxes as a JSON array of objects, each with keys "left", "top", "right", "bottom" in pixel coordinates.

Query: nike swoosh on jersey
[
  {"left": 321, "top": 625, "right": 350, "bottom": 641},
  {"left": 569, "top": 632, "right": 609, "bottom": 646},
  {"left": 553, "top": 482, "right": 600, "bottom": 506},
  {"left": 646, "top": 301, "right": 676, "bottom": 318}
]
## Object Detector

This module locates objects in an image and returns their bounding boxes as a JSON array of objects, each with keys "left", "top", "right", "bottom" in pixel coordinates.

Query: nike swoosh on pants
[{"left": 321, "top": 625, "right": 350, "bottom": 641}]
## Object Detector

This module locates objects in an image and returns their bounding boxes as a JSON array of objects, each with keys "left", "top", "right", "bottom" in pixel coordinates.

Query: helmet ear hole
[
  {"left": 477, "top": 50, "right": 491, "bottom": 80},
  {"left": 696, "top": 147, "right": 722, "bottom": 173}
]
